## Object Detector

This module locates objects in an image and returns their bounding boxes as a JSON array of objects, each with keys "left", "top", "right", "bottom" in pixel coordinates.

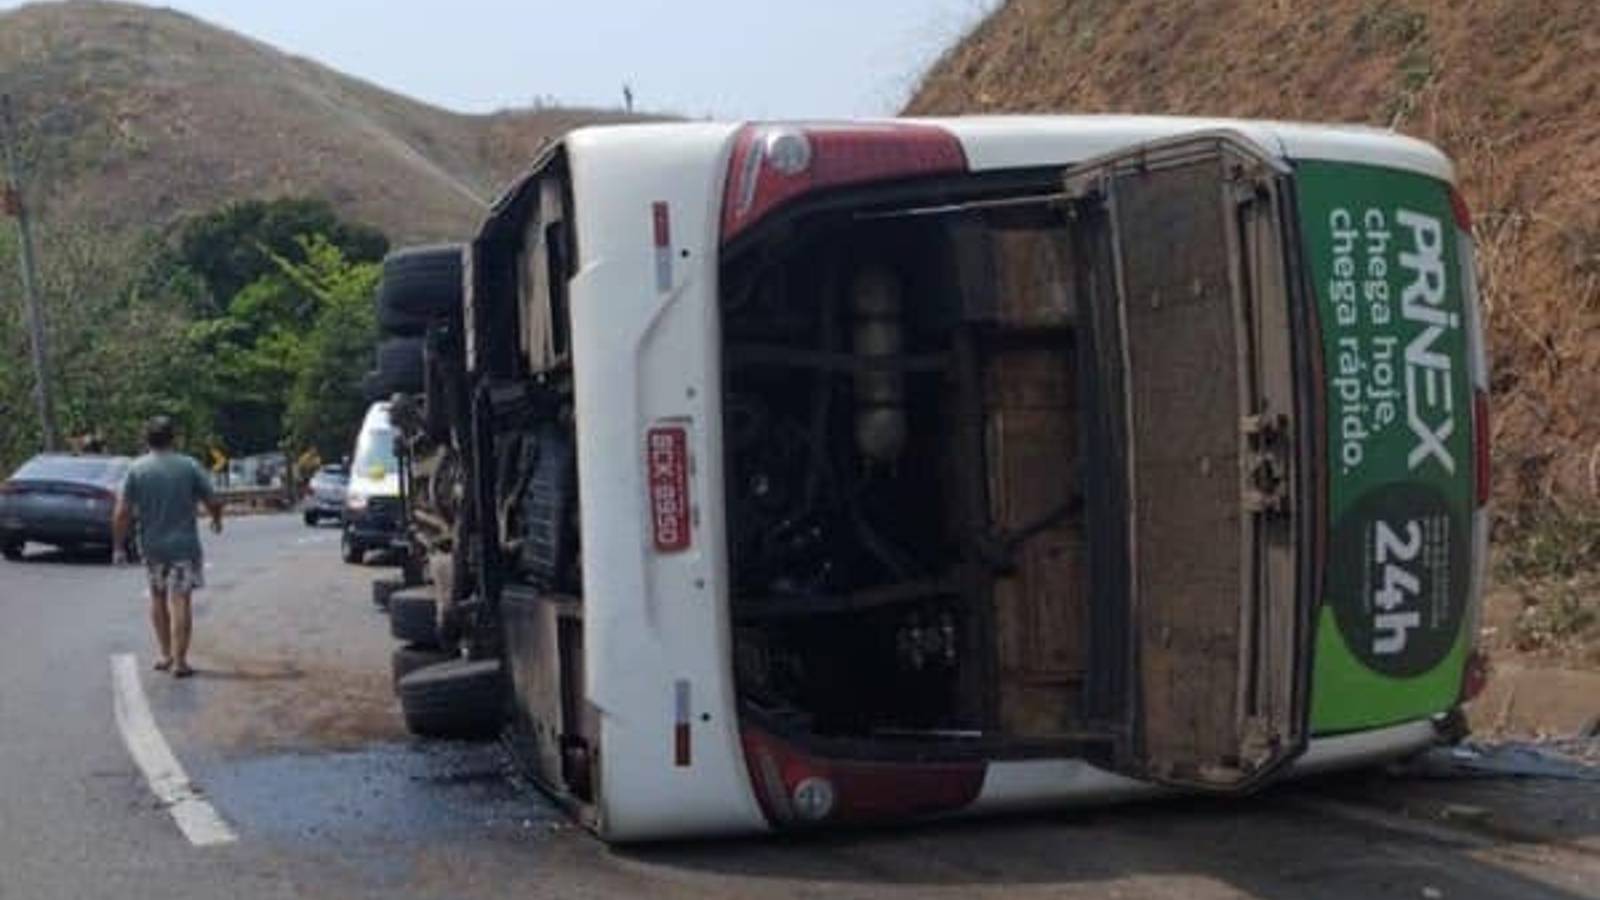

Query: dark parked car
[
  {"left": 0, "top": 454, "right": 133, "bottom": 561},
  {"left": 303, "top": 463, "right": 350, "bottom": 526}
]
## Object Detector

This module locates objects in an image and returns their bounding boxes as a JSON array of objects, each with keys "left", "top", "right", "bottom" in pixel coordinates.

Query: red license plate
[{"left": 646, "top": 426, "right": 691, "bottom": 553}]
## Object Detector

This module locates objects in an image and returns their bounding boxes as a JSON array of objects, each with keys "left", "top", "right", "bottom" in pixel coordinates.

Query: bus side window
[{"left": 546, "top": 219, "right": 570, "bottom": 360}]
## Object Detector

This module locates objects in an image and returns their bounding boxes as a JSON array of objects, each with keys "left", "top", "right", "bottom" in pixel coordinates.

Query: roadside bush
[{"left": 1497, "top": 505, "right": 1600, "bottom": 582}]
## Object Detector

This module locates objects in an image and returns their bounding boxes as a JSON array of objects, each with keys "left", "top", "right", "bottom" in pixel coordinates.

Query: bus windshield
[{"left": 353, "top": 427, "right": 397, "bottom": 476}]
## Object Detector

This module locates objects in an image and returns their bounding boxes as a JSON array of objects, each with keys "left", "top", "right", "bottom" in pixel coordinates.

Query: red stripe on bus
[
  {"left": 652, "top": 201, "right": 670, "bottom": 248},
  {"left": 674, "top": 723, "right": 691, "bottom": 767}
]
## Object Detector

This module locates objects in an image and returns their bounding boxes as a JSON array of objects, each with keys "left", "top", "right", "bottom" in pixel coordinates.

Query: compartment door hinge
[{"left": 1241, "top": 412, "right": 1291, "bottom": 517}]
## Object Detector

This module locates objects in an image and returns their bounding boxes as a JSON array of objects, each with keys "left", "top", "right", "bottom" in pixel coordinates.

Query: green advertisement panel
[{"left": 1295, "top": 161, "right": 1474, "bottom": 734}]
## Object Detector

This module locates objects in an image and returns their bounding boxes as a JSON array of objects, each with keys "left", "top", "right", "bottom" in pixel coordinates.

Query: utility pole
[{"left": 0, "top": 93, "right": 57, "bottom": 451}]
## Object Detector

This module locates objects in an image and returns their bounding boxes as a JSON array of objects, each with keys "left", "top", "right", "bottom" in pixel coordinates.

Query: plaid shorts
[{"left": 145, "top": 559, "right": 205, "bottom": 595}]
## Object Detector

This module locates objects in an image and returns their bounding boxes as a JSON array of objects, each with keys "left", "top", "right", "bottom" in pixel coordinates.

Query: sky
[{"left": 0, "top": 0, "right": 1001, "bottom": 118}]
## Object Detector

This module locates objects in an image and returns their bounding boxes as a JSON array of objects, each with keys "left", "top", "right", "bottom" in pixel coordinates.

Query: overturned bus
[{"left": 389, "top": 115, "right": 1490, "bottom": 842}]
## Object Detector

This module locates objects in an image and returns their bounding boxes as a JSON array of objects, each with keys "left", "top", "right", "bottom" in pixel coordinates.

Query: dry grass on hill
[{"left": 0, "top": 1, "right": 658, "bottom": 243}]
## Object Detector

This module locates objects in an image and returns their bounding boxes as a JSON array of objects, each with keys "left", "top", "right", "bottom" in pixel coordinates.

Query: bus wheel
[
  {"left": 341, "top": 530, "right": 364, "bottom": 565},
  {"left": 400, "top": 550, "right": 426, "bottom": 586},
  {"left": 397, "top": 659, "right": 503, "bottom": 739},
  {"left": 388, "top": 589, "right": 439, "bottom": 648},
  {"left": 372, "top": 577, "right": 404, "bottom": 610},
  {"left": 391, "top": 643, "right": 455, "bottom": 688}
]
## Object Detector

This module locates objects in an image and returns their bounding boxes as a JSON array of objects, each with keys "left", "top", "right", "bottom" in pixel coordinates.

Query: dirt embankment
[{"left": 908, "top": 0, "right": 1600, "bottom": 714}]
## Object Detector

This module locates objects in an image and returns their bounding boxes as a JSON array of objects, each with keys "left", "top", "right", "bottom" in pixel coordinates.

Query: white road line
[{"left": 109, "top": 654, "right": 238, "bottom": 847}]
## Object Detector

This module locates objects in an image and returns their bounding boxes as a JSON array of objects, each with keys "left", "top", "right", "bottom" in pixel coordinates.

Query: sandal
[
  {"left": 172, "top": 664, "right": 195, "bottom": 679},
  {"left": 153, "top": 658, "right": 173, "bottom": 672}
]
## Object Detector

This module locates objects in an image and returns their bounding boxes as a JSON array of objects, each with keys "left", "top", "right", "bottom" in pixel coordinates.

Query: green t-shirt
[{"left": 124, "top": 451, "right": 215, "bottom": 564}]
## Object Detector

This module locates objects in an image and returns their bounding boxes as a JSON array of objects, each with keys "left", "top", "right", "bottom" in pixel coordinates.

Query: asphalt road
[{"left": 1, "top": 514, "right": 1597, "bottom": 900}]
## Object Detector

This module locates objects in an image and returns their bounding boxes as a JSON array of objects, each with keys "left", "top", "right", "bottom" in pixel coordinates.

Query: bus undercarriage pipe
[{"left": 851, "top": 264, "right": 907, "bottom": 465}]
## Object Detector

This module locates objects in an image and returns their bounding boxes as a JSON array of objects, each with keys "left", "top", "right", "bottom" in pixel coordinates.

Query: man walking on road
[{"left": 113, "top": 416, "right": 224, "bottom": 678}]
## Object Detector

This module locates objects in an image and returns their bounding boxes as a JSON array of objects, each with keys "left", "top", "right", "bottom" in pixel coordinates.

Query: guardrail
[{"left": 215, "top": 485, "right": 294, "bottom": 512}]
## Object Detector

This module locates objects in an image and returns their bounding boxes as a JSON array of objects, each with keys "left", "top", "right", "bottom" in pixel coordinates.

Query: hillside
[{"left": 0, "top": 1, "right": 653, "bottom": 243}]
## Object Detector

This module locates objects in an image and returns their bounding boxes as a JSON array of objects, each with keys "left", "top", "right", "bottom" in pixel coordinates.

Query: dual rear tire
[
  {"left": 385, "top": 585, "right": 504, "bottom": 741},
  {"left": 396, "top": 658, "right": 504, "bottom": 740},
  {"left": 366, "top": 245, "right": 463, "bottom": 400}
]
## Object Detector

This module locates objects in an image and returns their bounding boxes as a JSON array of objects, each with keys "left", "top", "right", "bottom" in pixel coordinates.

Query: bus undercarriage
[
  {"left": 720, "top": 137, "right": 1309, "bottom": 797},
  {"left": 721, "top": 180, "right": 1108, "bottom": 758}
]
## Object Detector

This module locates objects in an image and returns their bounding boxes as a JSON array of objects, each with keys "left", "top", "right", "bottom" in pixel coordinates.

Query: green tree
[
  {"left": 181, "top": 235, "right": 374, "bottom": 456},
  {"left": 159, "top": 197, "right": 387, "bottom": 315},
  {"left": 160, "top": 203, "right": 388, "bottom": 456},
  {"left": 0, "top": 197, "right": 387, "bottom": 472},
  {"left": 183, "top": 307, "right": 296, "bottom": 456},
  {"left": 281, "top": 236, "right": 380, "bottom": 459},
  {"left": 0, "top": 224, "right": 211, "bottom": 469}
]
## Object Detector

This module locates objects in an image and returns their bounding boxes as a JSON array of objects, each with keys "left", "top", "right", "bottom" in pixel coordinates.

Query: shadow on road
[
  {"left": 619, "top": 777, "right": 1599, "bottom": 899},
  {"left": 186, "top": 665, "right": 306, "bottom": 683}
]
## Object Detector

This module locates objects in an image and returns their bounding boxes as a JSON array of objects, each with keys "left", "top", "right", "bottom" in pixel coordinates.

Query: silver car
[{"left": 302, "top": 463, "right": 349, "bottom": 526}]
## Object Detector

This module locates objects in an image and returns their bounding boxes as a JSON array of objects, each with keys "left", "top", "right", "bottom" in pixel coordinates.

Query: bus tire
[
  {"left": 372, "top": 577, "right": 404, "bottom": 609},
  {"left": 388, "top": 588, "right": 438, "bottom": 647},
  {"left": 391, "top": 643, "right": 455, "bottom": 687},
  {"left": 397, "top": 659, "right": 504, "bottom": 739},
  {"left": 341, "top": 529, "right": 364, "bottom": 564},
  {"left": 377, "top": 245, "right": 463, "bottom": 335},
  {"left": 375, "top": 337, "right": 425, "bottom": 396}
]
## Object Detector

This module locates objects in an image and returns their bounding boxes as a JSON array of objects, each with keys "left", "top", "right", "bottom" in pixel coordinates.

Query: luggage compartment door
[{"left": 1066, "top": 134, "right": 1309, "bottom": 791}]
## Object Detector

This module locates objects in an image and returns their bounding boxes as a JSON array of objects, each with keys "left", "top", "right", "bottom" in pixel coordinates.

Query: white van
[
  {"left": 406, "top": 116, "right": 1487, "bottom": 841},
  {"left": 341, "top": 402, "right": 404, "bottom": 564}
]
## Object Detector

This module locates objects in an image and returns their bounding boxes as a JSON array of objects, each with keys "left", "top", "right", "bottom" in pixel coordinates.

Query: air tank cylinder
[{"left": 851, "top": 265, "right": 907, "bottom": 464}]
